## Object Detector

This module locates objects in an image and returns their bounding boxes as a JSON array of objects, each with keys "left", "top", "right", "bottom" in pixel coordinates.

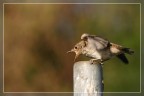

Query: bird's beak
[
  {"left": 67, "top": 49, "right": 80, "bottom": 62},
  {"left": 67, "top": 49, "right": 74, "bottom": 53},
  {"left": 74, "top": 52, "right": 80, "bottom": 62}
]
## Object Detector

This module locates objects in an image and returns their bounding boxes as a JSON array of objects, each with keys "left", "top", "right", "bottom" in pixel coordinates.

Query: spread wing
[{"left": 82, "top": 34, "right": 110, "bottom": 50}]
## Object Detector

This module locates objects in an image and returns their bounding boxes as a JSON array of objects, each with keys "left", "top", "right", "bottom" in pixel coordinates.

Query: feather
[
  {"left": 86, "top": 35, "right": 110, "bottom": 50},
  {"left": 117, "top": 54, "right": 129, "bottom": 64}
]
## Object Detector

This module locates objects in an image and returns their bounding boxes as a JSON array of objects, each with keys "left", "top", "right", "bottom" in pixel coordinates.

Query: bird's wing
[{"left": 86, "top": 35, "right": 110, "bottom": 50}]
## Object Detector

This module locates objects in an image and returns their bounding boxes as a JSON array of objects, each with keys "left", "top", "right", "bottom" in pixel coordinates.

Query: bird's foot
[{"left": 90, "top": 59, "right": 103, "bottom": 64}]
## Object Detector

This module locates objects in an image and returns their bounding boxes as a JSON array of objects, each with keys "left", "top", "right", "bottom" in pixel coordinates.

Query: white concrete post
[{"left": 74, "top": 61, "right": 103, "bottom": 96}]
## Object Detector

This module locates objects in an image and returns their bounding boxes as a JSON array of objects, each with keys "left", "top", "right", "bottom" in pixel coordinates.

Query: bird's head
[{"left": 67, "top": 40, "right": 86, "bottom": 61}]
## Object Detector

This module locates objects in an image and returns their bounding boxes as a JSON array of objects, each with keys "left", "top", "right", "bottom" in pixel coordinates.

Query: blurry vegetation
[{"left": 4, "top": 4, "right": 140, "bottom": 92}]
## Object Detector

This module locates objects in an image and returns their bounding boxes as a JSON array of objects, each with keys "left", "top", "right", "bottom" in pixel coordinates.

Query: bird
[{"left": 67, "top": 33, "right": 134, "bottom": 64}]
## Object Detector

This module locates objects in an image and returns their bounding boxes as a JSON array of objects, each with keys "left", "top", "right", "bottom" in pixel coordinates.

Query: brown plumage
[{"left": 68, "top": 33, "right": 134, "bottom": 64}]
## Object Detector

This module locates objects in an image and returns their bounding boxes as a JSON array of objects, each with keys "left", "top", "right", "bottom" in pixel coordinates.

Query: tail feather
[
  {"left": 117, "top": 54, "right": 129, "bottom": 64},
  {"left": 121, "top": 48, "right": 134, "bottom": 55}
]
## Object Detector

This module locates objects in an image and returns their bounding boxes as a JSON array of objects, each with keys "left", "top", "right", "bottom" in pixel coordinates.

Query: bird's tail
[{"left": 121, "top": 48, "right": 134, "bottom": 55}]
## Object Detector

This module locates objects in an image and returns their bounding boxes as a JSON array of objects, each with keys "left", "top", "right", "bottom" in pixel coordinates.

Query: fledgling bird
[{"left": 67, "top": 33, "right": 134, "bottom": 64}]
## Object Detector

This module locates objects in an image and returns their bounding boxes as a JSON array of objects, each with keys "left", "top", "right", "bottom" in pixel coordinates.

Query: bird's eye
[{"left": 75, "top": 46, "right": 77, "bottom": 49}]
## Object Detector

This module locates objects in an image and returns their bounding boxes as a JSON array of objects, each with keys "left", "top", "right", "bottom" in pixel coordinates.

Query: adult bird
[{"left": 68, "top": 33, "right": 134, "bottom": 64}]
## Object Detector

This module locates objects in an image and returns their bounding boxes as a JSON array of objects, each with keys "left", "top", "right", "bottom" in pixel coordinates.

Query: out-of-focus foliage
[{"left": 4, "top": 4, "right": 140, "bottom": 92}]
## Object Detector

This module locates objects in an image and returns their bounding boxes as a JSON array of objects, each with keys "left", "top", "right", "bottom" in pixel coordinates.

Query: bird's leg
[{"left": 90, "top": 59, "right": 103, "bottom": 64}]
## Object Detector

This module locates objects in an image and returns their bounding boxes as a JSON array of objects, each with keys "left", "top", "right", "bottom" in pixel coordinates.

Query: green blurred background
[{"left": 4, "top": 4, "right": 140, "bottom": 92}]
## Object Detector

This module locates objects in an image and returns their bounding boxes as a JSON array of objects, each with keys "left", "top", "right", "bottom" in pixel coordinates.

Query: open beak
[
  {"left": 67, "top": 49, "right": 74, "bottom": 53},
  {"left": 74, "top": 53, "right": 80, "bottom": 62},
  {"left": 67, "top": 49, "right": 80, "bottom": 62}
]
